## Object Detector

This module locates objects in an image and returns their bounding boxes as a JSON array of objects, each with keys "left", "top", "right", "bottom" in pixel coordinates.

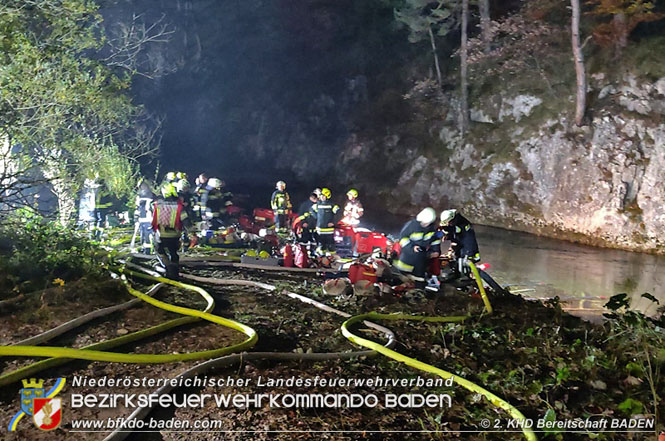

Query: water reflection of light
[
  {"left": 364, "top": 212, "right": 664, "bottom": 318},
  {"left": 476, "top": 225, "right": 665, "bottom": 317}
]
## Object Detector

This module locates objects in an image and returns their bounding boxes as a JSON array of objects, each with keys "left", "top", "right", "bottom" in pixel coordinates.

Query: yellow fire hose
[
  {"left": 0, "top": 258, "right": 533, "bottom": 440},
  {"left": 339, "top": 260, "right": 535, "bottom": 441},
  {"left": 0, "top": 270, "right": 257, "bottom": 366}
]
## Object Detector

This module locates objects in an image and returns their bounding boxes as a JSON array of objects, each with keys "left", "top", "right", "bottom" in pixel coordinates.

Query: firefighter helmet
[
  {"left": 347, "top": 189, "right": 358, "bottom": 198},
  {"left": 161, "top": 183, "right": 178, "bottom": 199},
  {"left": 416, "top": 207, "right": 436, "bottom": 225},
  {"left": 321, "top": 188, "right": 332, "bottom": 199},
  {"left": 207, "top": 178, "right": 222, "bottom": 189},
  {"left": 440, "top": 209, "right": 457, "bottom": 225}
]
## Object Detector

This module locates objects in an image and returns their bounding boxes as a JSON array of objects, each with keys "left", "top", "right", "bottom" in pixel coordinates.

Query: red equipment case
[
  {"left": 348, "top": 263, "right": 377, "bottom": 284},
  {"left": 355, "top": 231, "right": 391, "bottom": 254},
  {"left": 253, "top": 208, "right": 274, "bottom": 225}
]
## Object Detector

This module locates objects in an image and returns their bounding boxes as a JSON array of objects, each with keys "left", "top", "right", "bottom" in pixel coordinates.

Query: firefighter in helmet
[
  {"left": 440, "top": 209, "right": 480, "bottom": 276},
  {"left": 394, "top": 207, "right": 440, "bottom": 289},
  {"left": 307, "top": 188, "right": 341, "bottom": 254},
  {"left": 271, "top": 181, "right": 292, "bottom": 235},
  {"left": 152, "top": 183, "right": 189, "bottom": 279},
  {"left": 341, "top": 188, "right": 364, "bottom": 226}
]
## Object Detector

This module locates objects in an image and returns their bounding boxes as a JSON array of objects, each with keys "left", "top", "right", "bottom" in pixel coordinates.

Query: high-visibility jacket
[
  {"left": 394, "top": 219, "right": 438, "bottom": 274},
  {"left": 442, "top": 213, "right": 479, "bottom": 260},
  {"left": 271, "top": 190, "right": 292, "bottom": 214},
  {"left": 151, "top": 198, "right": 187, "bottom": 238},
  {"left": 342, "top": 199, "right": 364, "bottom": 226},
  {"left": 309, "top": 200, "right": 340, "bottom": 235}
]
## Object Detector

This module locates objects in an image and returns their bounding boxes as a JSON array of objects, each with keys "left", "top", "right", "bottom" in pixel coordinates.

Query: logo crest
[
  {"left": 9, "top": 378, "right": 65, "bottom": 432},
  {"left": 33, "top": 398, "right": 62, "bottom": 431},
  {"left": 19, "top": 378, "right": 45, "bottom": 416}
]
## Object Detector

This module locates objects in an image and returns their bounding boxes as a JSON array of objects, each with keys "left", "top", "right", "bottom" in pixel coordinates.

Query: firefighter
[
  {"left": 204, "top": 178, "right": 225, "bottom": 229},
  {"left": 295, "top": 192, "right": 318, "bottom": 243},
  {"left": 271, "top": 181, "right": 292, "bottom": 235},
  {"left": 134, "top": 179, "right": 156, "bottom": 254},
  {"left": 394, "top": 207, "right": 439, "bottom": 288},
  {"left": 440, "top": 209, "right": 480, "bottom": 276},
  {"left": 175, "top": 172, "right": 193, "bottom": 249},
  {"left": 341, "top": 188, "right": 364, "bottom": 226},
  {"left": 308, "top": 188, "right": 340, "bottom": 254},
  {"left": 93, "top": 186, "right": 113, "bottom": 240},
  {"left": 152, "top": 182, "right": 189, "bottom": 279},
  {"left": 193, "top": 173, "right": 208, "bottom": 221}
]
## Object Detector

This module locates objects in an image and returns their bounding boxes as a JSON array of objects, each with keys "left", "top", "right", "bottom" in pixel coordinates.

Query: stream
[{"left": 363, "top": 213, "right": 665, "bottom": 319}]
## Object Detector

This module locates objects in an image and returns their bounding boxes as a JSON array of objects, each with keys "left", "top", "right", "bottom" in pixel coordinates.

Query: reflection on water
[
  {"left": 476, "top": 226, "right": 665, "bottom": 318},
  {"left": 364, "top": 213, "right": 664, "bottom": 318}
]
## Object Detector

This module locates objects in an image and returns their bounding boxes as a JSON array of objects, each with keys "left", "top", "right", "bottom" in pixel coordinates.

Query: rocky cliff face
[{"left": 338, "top": 74, "right": 665, "bottom": 253}]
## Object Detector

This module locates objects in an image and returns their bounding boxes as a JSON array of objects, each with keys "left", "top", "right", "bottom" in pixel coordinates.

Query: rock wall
[{"left": 339, "top": 74, "right": 665, "bottom": 253}]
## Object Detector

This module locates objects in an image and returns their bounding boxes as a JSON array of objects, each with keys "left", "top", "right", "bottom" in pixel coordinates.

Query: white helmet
[
  {"left": 276, "top": 180, "right": 286, "bottom": 189},
  {"left": 207, "top": 178, "right": 222, "bottom": 189},
  {"left": 416, "top": 207, "right": 436, "bottom": 225},
  {"left": 440, "top": 209, "right": 457, "bottom": 225}
]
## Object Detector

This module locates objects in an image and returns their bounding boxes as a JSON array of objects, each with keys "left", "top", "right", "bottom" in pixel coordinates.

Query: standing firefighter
[
  {"left": 341, "top": 188, "right": 364, "bottom": 226},
  {"left": 134, "top": 179, "right": 156, "bottom": 254},
  {"left": 295, "top": 192, "right": 319, "bottom": 243},
  {"left": 271, "top": 181, "right": 292, "bottom": 235},
  {"left": 395, "top": 207, "right": 440, "bottom": 288},
  {"left": 440, "top": 209, "right": 480, "bottom": 276},
  {"left": 152, "top": 183, "right": 189, "bottom": 279},
  {"left": 308, "top": 188, "right": 340, "bottom": 254},
  {"left": 193, "top": 173, "right": 208, "bottom": 221}
]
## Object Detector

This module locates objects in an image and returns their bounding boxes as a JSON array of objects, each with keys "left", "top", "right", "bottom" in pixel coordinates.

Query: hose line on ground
[{"left": 0, "top": 270, "right": 257, "bottom": 365}]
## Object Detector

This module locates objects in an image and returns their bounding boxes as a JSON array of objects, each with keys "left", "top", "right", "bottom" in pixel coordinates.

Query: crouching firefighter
[
  {"left": 152, "top": 183, "right": 189, "bottom": 279},
  {"left": 395, "top": 207, "right": 439, "bottom": 289},
  {"left": 440, "top": 209, "right": 480, "bottom": 277}
]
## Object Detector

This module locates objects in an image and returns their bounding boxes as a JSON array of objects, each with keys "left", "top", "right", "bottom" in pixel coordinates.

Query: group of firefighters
[
  {"left": 268, "top": 180, "right": 480, "bottom": 289},
  {"left": 133, "top": 173, "right": 479, "bottom": 288},
  {"left": 270, "top": 181, "right": 364, "bottom": 254},
  {"left": 134, "top": 171, "right": 233, "bottom": 279}
]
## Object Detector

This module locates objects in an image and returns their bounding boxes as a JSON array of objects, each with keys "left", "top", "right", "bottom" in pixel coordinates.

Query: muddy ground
[{"left": 0, "top": 262, "right": 662, "bottom": 441}]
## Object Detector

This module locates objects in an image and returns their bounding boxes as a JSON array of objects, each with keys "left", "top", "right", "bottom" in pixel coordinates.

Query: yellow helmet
[
  {"left": 321, "top": 188, "right": 332, "bottom": 199},
  {"left": 176, "top": 171, "right": 188, "bottom": 180},
  {"left": 347, "top": 188, "right": 358, "bottom": 198},
  {"left": 161, "top": 182, "right": 178, "bottom": 199}
]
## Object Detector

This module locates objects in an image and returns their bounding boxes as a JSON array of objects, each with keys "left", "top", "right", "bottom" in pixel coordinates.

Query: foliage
[
  {"left": 394, "top": 0, "right": 456, "bottom": 43},
  {"left": 0, "top": 0, "right": 164, "bottom": 218},
  {"left": 0, "top": 208, "right": 105, "bottom": 295},
  {"left": 586, "top": 0, "right": 665, "bottom": 50},
  {"left": 465, "top": 13, "right": 567, "bottom": 81}
]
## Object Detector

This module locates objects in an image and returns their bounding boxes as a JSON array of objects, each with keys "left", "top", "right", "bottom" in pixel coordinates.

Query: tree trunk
[
  {"left": 428, "top": 26, "right": 443, "bottom": 88},
  {"left": 612, "top": 12, "right": 628, "bottom": 59},
  {"left": 459, "top": 0, "right": 470, "bottom": 135},
  {"left": 42, "top": 155, "right": 77, "bottom": 226},
  {"left": 479, "top": 0, "right": 491, "bottom": 54},
  {"left": 571, "top": 0, "right": 586, "bottom": 126}
]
